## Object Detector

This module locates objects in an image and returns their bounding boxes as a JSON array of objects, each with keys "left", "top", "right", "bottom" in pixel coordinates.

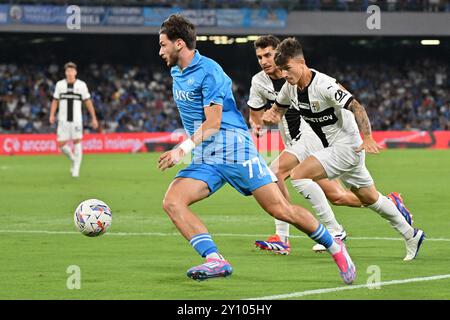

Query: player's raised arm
[{"left": 346, "top": 99, "right": 382, "bottom": 154}]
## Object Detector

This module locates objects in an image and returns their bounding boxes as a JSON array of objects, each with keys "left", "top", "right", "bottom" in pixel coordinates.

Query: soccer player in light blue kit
[{"left": 157, "top": 14, "right": 356, "bottom": 284}]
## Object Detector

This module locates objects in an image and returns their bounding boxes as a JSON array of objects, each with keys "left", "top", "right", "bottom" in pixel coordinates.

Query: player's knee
[
  {"left": 361, "top": 194, "right": 379, "bottom": 206},
  {"left": 355, "top": 190, "right": 379, "bottom": 206},
  {"left": 162, "top": 196, "right": 180, "bottom": 216},
  {"left": 327, "top": 192, "right": 346, "bottom": 206},
  {"left": 162, "top": 192, "right": 191, "bottom": 217}
]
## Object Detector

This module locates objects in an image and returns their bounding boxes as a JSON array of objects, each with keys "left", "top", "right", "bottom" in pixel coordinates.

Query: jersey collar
[
  {"left": 180, "top": 50, "right": 201, "bottom": 72},
  {"left": 297, "top": 70, "right": 316, "bottom": 93}
]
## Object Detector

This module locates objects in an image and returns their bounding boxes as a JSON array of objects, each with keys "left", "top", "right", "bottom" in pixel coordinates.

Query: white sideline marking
[
  {"left": 245, "top": 274, "right": 450, "bottom": 300},
  {"left": 0, "top": 229, "right": 449, "bottom": 242}
]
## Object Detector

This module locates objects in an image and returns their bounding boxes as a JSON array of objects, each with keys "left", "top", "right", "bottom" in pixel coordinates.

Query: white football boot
[{"left": 404, "top": 229, "right": 425, "bottom": 261}]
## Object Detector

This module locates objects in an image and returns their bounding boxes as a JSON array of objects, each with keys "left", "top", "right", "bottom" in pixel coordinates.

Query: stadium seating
[
  {"left": 5, "top": 0, "right": 450, "bottom": 12},
  {"left": 0, "top": 60, "right": 448, "bottom": 134}
]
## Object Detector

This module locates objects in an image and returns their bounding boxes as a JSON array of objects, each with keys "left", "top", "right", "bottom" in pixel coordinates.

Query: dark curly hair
[
  {"left": 159, "top": 14, "right": 196, "bottom": 50},
  {"left": 274, "top": 37, "right": 304, "bottom": 68},
  {"left": 253, "top": 35, "right": 280, "bottom": 50}
]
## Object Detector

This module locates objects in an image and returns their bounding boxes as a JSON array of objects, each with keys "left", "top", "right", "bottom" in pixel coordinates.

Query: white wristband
[{"left": 179, "top": 139, "right": 195, "bottom": 154}]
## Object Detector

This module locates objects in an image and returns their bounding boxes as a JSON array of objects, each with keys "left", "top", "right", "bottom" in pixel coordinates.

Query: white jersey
[
  {"left": 53, "top": 79, "right": 90, "bottom": 124},
  {"left": 275, "top": 69, "right": 361, "bottom": 148},
  {"left": 247, "top": 70, "right": 307, "bottom": 146}
]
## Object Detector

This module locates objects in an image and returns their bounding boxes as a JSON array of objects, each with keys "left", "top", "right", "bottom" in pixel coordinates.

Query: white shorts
[
  {"left": 312, "top": 144, "right": 374, "bottom": 189},
  {"left": 284, "top": 130, "right": 323, "bottom": 162},
  {"left": 57, "top": 121, "right": 83, "bottom": 142}
]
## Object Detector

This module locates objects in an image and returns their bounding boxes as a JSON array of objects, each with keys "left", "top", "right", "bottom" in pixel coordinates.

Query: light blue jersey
[
  {"left": 171, "top": 50, "right": 248, "bottom": 136},
  {"left": 171, "top": 50, "right": 275, "bottom": 195}
]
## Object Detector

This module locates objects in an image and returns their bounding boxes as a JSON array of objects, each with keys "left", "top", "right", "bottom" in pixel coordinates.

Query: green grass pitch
[{"left": 0, "top": 150, "right": 449, "bottom": 299}]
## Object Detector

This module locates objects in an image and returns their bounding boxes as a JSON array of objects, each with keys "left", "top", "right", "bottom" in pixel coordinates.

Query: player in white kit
[
  {"left": 248, "top": 36, "right": 363, "bottom": 254},
  {"left": 49, "top": 62, "right": 98, "bottom": 177},
  {"left": 262, "top": 38, "right": 424, "bottom": 261}
]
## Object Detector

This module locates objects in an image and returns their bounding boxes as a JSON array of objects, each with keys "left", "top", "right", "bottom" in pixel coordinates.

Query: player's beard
[{"left": 166, "top": 51, "right": 179, "bottom": 68}]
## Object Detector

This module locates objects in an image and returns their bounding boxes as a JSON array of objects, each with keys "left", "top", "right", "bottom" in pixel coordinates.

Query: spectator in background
[
  {"left": 428, "top": 0, "right": 441, "bottom": 11},
  {"left": 387, "top": 0, "right": 398, "bottom": 11},
  {"left": 0, "top": 60, "right": 449, "bottom": 133}
]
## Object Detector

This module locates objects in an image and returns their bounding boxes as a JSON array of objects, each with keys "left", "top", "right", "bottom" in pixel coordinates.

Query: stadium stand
[
  {"left": 4, "top": 0, "right": 450, "bottom": 12},
  {"left": 0, "top": 58, "right": 448, "bottom": 134}
]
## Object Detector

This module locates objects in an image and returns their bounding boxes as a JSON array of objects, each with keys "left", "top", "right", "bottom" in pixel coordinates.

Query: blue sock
[
  {"left": 309, "top": 224, "right": 333, "bottom": 249},
  {"left": 189, "top": 233, "right": 218, "bottom": 258}
]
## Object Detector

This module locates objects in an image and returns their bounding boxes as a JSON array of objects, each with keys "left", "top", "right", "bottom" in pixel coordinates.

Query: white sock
[
  {"left": 291, "top": 179, "right": 342, "bottom": 234},
  {"left": 206, "top": 252, "right": 224, "bottom": 260},
  {"left": 274, "top": 219, "right": 289, "bottom": 242},
  {"left": 61, "top": 145, "right": 74, "bottom": 161},
  {"left": 73, "top": 143, "right": 83, "bottom": 176},
  {"left": 368, "top": 192, "right": 414, "bottom": 239}
]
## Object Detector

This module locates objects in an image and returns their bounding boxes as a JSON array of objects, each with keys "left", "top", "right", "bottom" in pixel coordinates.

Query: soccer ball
[{"left": 74, "top": 199, "right": 112, "bottom": 237}]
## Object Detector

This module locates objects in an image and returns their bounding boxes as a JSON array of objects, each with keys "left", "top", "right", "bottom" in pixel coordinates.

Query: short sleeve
[
  {"left": 81, "top": 82, "right": 91, "bottom": 100},
  {"left": 202, "top": 67, "right": 225, "bottom": 107},
  {"left": 247, "top": 79, "right": 266, "bottom": 110},
  {"left": 53, "top": 82, "right": 61, "bottom": 100},
  {"left": 275, "top": 82, "right": 291, "bottom": 108},
  {"left": 320, "top": 81, "right": 353, "bottom": 110}
]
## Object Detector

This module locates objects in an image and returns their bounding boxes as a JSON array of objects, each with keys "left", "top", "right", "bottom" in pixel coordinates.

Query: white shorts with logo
[
  {"left": 283, "top": 130, "right": 323, "bottom": 162},
  {"left": 57, "top": 121, "right": 83, "bottom": 142},
  {"left": 312, "top": 143, "right": 374, "bottom": 189}
]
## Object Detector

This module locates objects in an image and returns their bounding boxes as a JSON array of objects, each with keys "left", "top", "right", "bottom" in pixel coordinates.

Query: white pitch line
[
  {"left": 245, "top": 274, "right": 450, "bottom": 300},
  {"left": 0, "top": 229, "right": 449, "bottom": 242}
]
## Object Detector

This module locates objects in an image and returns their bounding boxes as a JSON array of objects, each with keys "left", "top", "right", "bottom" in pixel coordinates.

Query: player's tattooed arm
[
  {"left": 347, "top": 99, "right": 382, "bottom": 154},
  {"left": 347, "top": 99, "right": 372, "bottom": 137}
]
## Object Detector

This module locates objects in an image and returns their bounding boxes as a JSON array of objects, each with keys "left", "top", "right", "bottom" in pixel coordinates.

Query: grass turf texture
[{"left": 0, "top": 150, "right": 449, "bottom": 299}]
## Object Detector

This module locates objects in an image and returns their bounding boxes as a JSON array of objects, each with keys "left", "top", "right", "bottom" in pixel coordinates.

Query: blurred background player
[
  {"left": 249, "top": 35, "right": 411, "bottom": 254},
  {"left": 158, "top": 14, "right": 355, "bottom": 284},
  {"left": 263, "top": 38, "right": 423, "bottom": 261},
  {"left": 49, "top": 62, "right": 99, "bottom": 177}
]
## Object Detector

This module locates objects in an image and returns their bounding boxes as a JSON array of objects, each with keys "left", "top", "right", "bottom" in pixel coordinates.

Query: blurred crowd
[
  {"left": 324, "top": 59, "right": 449, "bottom": 131},
  {"left": 0, "top": 60, "right": 448, "bottom": 134},
  {"left": 0, "top": 63, "right": 251, "bottom": 134},
  {"left": 291, "top": 0, "right": 450, "bottom": 12},
  {"left": 7, "top": 0, "right": 450, "bottom": 12}
]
